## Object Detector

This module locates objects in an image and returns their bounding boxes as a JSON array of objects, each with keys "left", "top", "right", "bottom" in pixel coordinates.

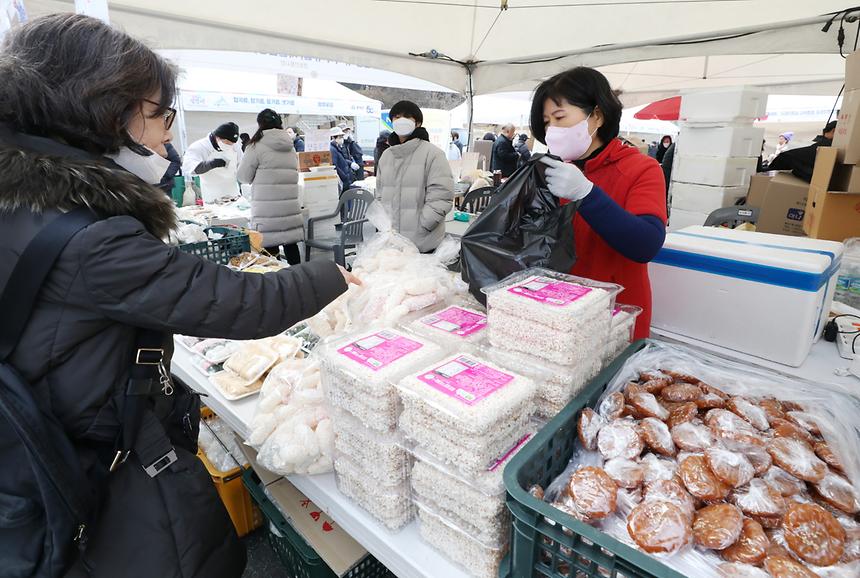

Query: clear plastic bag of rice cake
[
  {"left": 223, "top": 341, "right": 279, "bottom": 385},
  {"left": 319, "top": 329, "right": 445, "bottom": 402},
  {"left": 482, "top": 268, "right": 622, "bottom": 331},
  {"left": 397, "top": 353, "right": 537, "bottom": 438}
]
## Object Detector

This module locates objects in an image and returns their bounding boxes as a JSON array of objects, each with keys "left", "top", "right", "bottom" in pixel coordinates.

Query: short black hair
[
  {"left": 824, "top": 120, "right": 838, "bottom": 134},
  {"left": 0, "top": 13, "right": 177, "bottom": 154},
  {"left": 530, "top": 67, "right": 622, "bottom": 145},
  {"left": 451, "top": 131, "right": 459, "bottom": 139},
  {"left": 389, "top": 100, "right": 423, "bottom": 124}
]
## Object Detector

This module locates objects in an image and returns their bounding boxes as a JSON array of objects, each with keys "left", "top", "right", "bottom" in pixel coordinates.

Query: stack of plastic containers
[
  {"left": 669, "top": 87, "right": 767, "bottom": 230},
  {"left": 396, "top": 351, "right": 537, "bottom": 578},
  {"left": 603, "top": 304, "right": 643, "bottom": 368},
  {"left": 482, "top": 268, "right": 622, "bottom": 418},
  {"left": 319, "top": 329, "right": 444, "bottom": 530}
]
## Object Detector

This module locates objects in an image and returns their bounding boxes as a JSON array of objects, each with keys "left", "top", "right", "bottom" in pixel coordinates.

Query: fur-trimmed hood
[{"left": 0, "top": 126, "right": 176, "bottom": 238}]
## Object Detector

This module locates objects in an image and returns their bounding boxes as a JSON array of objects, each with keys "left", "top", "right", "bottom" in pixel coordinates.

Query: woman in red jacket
[{"left": 530, "top": 67, "right": 667, "bottom": 339}]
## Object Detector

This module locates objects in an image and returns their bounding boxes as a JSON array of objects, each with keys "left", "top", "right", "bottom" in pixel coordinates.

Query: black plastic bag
[{"left": 461, "top": 153, "right": 579, "bottom": 304}]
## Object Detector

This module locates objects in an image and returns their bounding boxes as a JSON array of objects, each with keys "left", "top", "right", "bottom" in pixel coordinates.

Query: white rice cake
[
  {"left": 488, "top": 310, "right": 609, "bottom": 366},
  {"left": 325, "top": 380, "right": 401, "bottom": 433},
  {"left": 334, "top": 455, "right": 414, "bottom": 531},
  {"left": 320, "top": 329, "right": 443, "bottom": 400},
  {"left": 398, "top": 354, "right": 536, "bottom": 437},
  {"left": 333, "top": 411, "right": 409, "bottom": 486},
  {"left": 486, "top": 274, "right": 610, "bottom": 332},
  {"left": 416, "top": 502, "right": 505, "bottom": 578},
  {"left": 406, "top": 305, "right": 488, "bottom": 347},
  {"left": 400, "top": 411, "right": 532, "bottom": 478}
]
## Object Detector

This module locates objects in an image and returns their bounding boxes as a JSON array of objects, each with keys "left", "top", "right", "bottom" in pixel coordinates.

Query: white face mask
[
  {"left": 335, "top": 137, "right": 344, "bottom": 146},
  {"left": 392, "top": 117, "right": 416, "bottom": 137},
  {"left": 106, "top": 145, "right": 171, "bottom": 185}
]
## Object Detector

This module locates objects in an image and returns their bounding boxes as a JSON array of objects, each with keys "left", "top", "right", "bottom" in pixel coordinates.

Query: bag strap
[
  {"left": 0, "top": 208, "right": 176, "bottom": 478},
  {"left": 0, "top": 208, "right": 98, "bottom": 361}
]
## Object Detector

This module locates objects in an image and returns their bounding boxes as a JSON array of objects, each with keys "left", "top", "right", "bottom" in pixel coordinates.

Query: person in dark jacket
[
  {"left": 814, "top": 120, "right": 838, "bottom": 146},
  {"left": 491, "top": 123, "right": 520, "bottom": 177},
  {"left": 329, "top": 126, "right": 353, "bottom": 191},
  {"left": 655, "top": 135, "right": 672, "bottom": 164},
  {"left": 515, "top": 133, "right": 531, "bottom": 166},
  {"left": 0, "top": 14, "right": 359, "bottom": 578},
  {"left": 158, "top": 141, "right": 182, "bottom": 196},
  {"left": 451, "top": 131, "right": 463, "bottom": 154},
  {"left": 769, "top": 122, "right": 837, "bottom": 182},
  {"left": 374, "top": 129, "right": 391, "bottom": 172},
  {"left": 661, "top": 141, "right": 675, "bottom": 193},
  {"left": 343, "top": 126, "right": 365, "bottom": 181},
  {"left": 287, "top": 127, "right": 306, "bottom": 152}
]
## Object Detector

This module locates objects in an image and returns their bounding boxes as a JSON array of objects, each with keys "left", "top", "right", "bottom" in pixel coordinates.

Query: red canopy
[{"left": 633, "top": 96, "right": 681, "bottom": 121}]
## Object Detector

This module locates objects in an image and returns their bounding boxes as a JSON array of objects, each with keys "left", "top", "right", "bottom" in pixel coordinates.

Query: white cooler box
[
  {"left": 680, "top": 87, "right": 767, "bottom": 124},
  {"left": 300, "top": 168, "right": 341, "bottom": 240},
  {"left": 677, "top": 125, "right": 765, "bottom": 158},
  {"left": 667, "top": 208, "right": 709, "bottom": 232},
  {"left": 673, "top": 155, "right": 758, "bottom": 187},
  {"left": 650, "top": 226, "right": 843, "bottom": 366},
  {"left": 670, "top": 182, "right": 748, "bottom": 214}
]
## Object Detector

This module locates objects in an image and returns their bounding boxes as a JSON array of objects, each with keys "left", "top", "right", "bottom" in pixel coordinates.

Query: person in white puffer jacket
[
  {"left": 376, "top": 100, "right": 455, "bottom": 253},
  {"left": 238, "top": 109, "right": 304, "bottom": 264}
]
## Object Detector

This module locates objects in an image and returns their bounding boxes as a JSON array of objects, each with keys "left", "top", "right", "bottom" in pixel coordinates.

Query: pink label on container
[
  {"left": 417, "top": 356, "right": 513, "bottom": 406},
  {"left": 420, "top": 306, "right": 487, "bottom": 338},
  {"left": 488, "top": 433, "right": 533, "bottom": 472},
  {"left": 612, "top": 306, "right": 622, "bottom": 316},
  {"left": 337, "top": 331, "right": 423, "bottom": 372},
  {"left": 507, "top": 276, "right": 591, "bottom": 306}
]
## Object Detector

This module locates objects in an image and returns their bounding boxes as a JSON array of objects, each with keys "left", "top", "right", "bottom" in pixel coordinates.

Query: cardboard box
[
  {"left": 298, "top": 151, "right": 333, "bottom": 172},
  {"left": 833, "top": 88, "right": 860, "bottom": 164},
  {"left": 845, "top": 50, "right": 860, "bottom": 91},
  {"left": 805, "top": 147, "right": 860, "bottom": 241},
  {"left": 830, "top": 162, "right": 860, "bottom": 193},
  {"left": 754, "top": 173, "right": 809, "bottom": 236},
  {"left": 745, "top": 173, "right": 776, "bottom": 208},
  {"left": 240, "top": 446, "right": 369, "bottom": 577},
  {"left": 266, "top": 479, "right": 368, "bottom": 576}
]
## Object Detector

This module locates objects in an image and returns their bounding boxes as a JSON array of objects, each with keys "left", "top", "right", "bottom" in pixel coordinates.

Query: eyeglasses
[{"left": 143, "top": 99, "right": 177, "bottom": 130}]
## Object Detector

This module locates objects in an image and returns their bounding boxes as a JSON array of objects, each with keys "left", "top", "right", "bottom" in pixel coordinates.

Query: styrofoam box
[
  {"left": 670, "top": 182, "right": 748, "bottom": 214},
  {"left": 667, "top": 208, "right": 709, "bottom": 232},
  {"left": 680, "top": 87, "right": 767, "bottom": 124},
  {"left": 649, "top": 226, "right": 843, "bottom": 366},
  {"left": 677, "top": 125, "right": 765, "bottom": 158},
  {"left": 673, "top": 155, "right": 758, "bottom": 187}
]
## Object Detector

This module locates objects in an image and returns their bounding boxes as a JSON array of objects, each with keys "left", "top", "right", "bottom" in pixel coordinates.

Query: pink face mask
[{"left": 545, "top": 114, "right": 597, "bottom": 162}]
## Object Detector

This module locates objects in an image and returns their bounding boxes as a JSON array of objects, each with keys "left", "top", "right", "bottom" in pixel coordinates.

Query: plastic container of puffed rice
[
  {"left": 404, "top": 304, "right": 488, "bottom": 348},
  {"left": 334, "top": 454, "right": 414, "bottom": 532},
  {"left": 480, "top": 345, "right": 602, "bottom": 417},
  {"left": 397, "top": 353, "right": 536, "bottom": 437},
  {"left": 603, "top": 304, "right": 643, "bottom": 367},
  {"left": 481, "top": 268, "right": 622, "bottom": 332},
  {"left": 333, "top": 410, "right": 409, "bottom": 487},
  {"left": 320, "top": 329, "right": 444, "bottom": 431},
  {"left": 415, "top": 499, "right": 506, "bottom": 578}
]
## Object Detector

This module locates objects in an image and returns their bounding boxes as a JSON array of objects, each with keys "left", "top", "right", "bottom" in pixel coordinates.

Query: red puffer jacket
[{"left": 571, "top": 139, "right": 668, "bottom": 339}]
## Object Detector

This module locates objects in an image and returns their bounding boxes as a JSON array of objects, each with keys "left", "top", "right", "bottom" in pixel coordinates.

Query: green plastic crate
[
  {"left": 177, "top": 226, "right": 250, "bottom": 265},
  {"left": 242, "top": 469, "right": 395, "bottom": 578},
  {"left": 501, "top": 340, "right": 687, "bottom": 578}
]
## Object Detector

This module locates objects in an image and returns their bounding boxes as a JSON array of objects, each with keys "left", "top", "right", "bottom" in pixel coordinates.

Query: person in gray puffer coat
[
  {"left": 376, "top": 100, "right": 455, "bottom": 252},
  {"left": 238, "top": 109, "right": 303, "bottom": 264},
  {"left": 0, "top": 15, "right": 359, "bottom": 578}
]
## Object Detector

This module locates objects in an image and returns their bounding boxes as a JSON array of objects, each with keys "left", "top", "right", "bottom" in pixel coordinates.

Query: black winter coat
[
  {"left": 0, "top": 128, "right": 347, "bottom": 578},
  {"left": 491, "top": 134, "right": 519, "bottom": 178}
]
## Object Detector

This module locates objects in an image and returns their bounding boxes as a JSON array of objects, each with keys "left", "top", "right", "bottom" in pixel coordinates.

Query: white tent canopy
[{"left": 26, "top": 0, "right": 860, "bottom": 103}]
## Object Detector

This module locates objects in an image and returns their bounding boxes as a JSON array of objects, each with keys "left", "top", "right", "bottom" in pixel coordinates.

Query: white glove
[
  {"left": 540, "top": 156, "right": 593, "bottom": 201},
  {"left": 350, "top": 162, "right": 360, "bottom": 171}
]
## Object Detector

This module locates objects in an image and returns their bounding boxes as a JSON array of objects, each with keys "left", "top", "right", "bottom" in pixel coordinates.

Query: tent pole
[{"left": 465, "top": 62, "right": 475, "bottom": 152}]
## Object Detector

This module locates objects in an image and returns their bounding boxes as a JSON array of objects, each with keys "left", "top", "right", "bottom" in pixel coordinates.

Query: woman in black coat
[{"left": 0, "top": 14, "right": 358, "bottom": 578}]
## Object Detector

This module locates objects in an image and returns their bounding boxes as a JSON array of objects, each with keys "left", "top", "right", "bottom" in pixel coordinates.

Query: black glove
[{"left": 194, "top": 158, "right": 227, "bottom": 174}]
